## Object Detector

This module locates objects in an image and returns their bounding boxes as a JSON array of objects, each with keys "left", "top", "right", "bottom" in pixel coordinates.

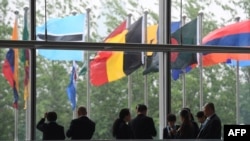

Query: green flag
[
  {"left": 79, "top": 62, "right": 87, "bottom": 76},
  {"left": 171, "top": 18, "right": 197, "bottom": 69},
  {"left": 21, "top": 8, "right": 29, "bottom": 63},
  {"left": 143, "top": 18, "right": 197, "bottom": 75}
]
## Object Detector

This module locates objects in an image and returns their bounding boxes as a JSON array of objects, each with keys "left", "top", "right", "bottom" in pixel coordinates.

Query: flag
[
  {"left": 202, "top": 20, "right": 250, "bottom": 67},
  {"left": 2, "top": 18, "right": 19, "bottom": 108},
  {"left": 36, "top": 14, "right": 85, "bottom": 61},
  {"left": 143, "top": 21, "right": 181, "bottom": 75},
  {"left": 171, "top": 18, "right": 197, "bottom": 69},
  {"left": 78, "top": 62, "right": 87, "bottom": 76},
  {"left": 22, "top": 8, "right": 30, "bottom": 109},
  {"left": 66, "top": 61, "right": 77, "bottom": 110},
  {"left": 90, "top": 17, "right": 143, "bottom": 86}
]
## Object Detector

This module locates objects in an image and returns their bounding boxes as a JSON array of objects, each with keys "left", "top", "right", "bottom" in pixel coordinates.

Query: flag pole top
[
  {"left": 86, "top": 8, "right": 91, "bottom": 13},
  {"left": 24, "top": 6, "right": 29, "bottom": 11},
  {"left": 14, "top": 10, "right": 19, "bottom": 15},
  {"left": 198, "top": 11, "right": 204, "bottom": 16},
  {"left": 235, "top": 17, "right": 240, "bottom": 22},
  {"left": 71, "top": 11, "right": 77, "bottom": 16},
  {"left": 182, "top": 14, "right": 186, "bottom": 19},
  {"left": 143, "top": 9, "right": 149, "bottom": 14},
  {"left": 127, "top": 13, "right": 132, "bottom": 17}
]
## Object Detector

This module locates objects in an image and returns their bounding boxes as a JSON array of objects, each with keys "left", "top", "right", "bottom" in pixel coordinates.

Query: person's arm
[
  {"left": 66, "top": 120, "right": 74, "bottom": 138},
  {"left": 61, "top": 127, "right": 66, "bottom": 140},
  {"left": 89, "top": 121, "right": 96, "bottom": 138},
  {"left": 36, "top": 113, "right": 47, "bottom": 131},
  {"left": 149, "top": 118, "right": 157, "bottom": 137}
]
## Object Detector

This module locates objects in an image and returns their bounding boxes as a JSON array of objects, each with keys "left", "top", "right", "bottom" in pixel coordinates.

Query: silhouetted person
[
  {"left": 176, "top": 109, "right": 196, "bottom": 139},
  {"left": 163, "top": 113, "right": 180, "bottom": 139},
  {"left": 66, "top": 106, "right": 95, "bottom": 140},
  {"left": 36, "top": 111, "right": 65, "bottom": 140},
  {"left": 196, "top": 111, "right": 207, "bottom": 131},
  {"left": 183, "top": 107, "right": 199, "bottom": 137},
  {"left": 129, "top": 104, "right": 157, "bottom": 139},
  {"left": 112, "top": 108, "right": 134, "bottom": 139},
  {"left": 197, "top": 102, "right": 222, "bottom": 139}
]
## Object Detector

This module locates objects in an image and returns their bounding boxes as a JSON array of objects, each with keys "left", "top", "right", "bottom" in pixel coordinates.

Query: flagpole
[
  {"left": 14, "top": 10, "right": 19, "bottom": 141},
  {"left": 86, "top": 8, "right": 91, "bottom": 118},
  {"left": 142, "top": 10, "right": 148, "bottom": 106},
  {"left": 198, "top": 12, "right": 204, "bottom": 110},
  {"left": 181, "top": 15, "right": 187, "bottom": 108},
  {"left": 235, "top": 16, "right": 240, "bottom": 124},
  {"left": 127, "top": 14, "right": 132, "bottom": 111},
  {"left": 71, "top": 12, "right": 77, "bottom": 119},
  {"left": 23, "top": 6, "right": 31, "bottom": 141}
]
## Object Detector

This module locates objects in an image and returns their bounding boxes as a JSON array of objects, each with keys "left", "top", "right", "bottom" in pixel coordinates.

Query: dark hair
[
  {"left": 112, "top": 108, "right": 130, "bottom": 137},
  {"left": 180, "top": 109, "right": 190, "bottom": 124},
  {"left": 136, "top": 104, "right": 147, "bottom": 112},
  {"left": 47, "top": 111, "right": 57, "bottom": 122},
  {"left": 206, "top": 102, "right": 215, "bottom": 112},
  {"left": 167, "top": 113, "right": 176, "bottom": 122},
  {"left": 196, "top": 111, "right": 205, "bottom": 118},
  {"left": 179, "top": 109, "right": 194, "bottom": 137},
  {"left": 78, "top": 106, "right": 87, "bottom": 115},
  {"left": 183, "top": 107, "right": 194, "bottom": 121}
]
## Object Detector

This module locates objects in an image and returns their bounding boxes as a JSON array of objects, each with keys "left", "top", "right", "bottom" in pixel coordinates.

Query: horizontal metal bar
[{"left": 0, "top": 40, "right": 250, "bottom": 53}]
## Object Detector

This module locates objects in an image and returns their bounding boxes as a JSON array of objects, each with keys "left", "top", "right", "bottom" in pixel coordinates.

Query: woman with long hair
[
  {"left": 176, "top": 109, "right": 196, "bottom": 139},
  {"left": 112, "top": 108, "right": 134, "bottom": 139}
]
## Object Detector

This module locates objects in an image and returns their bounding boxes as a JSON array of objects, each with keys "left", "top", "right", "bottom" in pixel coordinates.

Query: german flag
[{"left": 90, "top": 17, "right": 158, "bottom": 86}]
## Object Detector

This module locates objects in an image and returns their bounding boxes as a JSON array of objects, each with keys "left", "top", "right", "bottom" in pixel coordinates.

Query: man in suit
[
  {"left": 129, "top": 104, "right": 157, "bottom": 139},
  {"left": 197, "top": 102, "right": 222, "bottom": 139},
  {"left": 66, "top": 106, "right": 95, "bottom": 140},
  {"left": 36, "top": 111, "right": 65, "bottom": 140}
]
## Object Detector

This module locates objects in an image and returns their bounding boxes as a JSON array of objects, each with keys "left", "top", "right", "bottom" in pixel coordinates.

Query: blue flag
[
  {"left": 37, "top": 14, "right": 85, "bottom": 61},
  {"left": 66, "top": 61, "right": 77, "bottom": 110}
]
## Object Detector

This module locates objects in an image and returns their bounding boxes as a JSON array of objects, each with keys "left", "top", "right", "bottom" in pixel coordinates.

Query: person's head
[
  {"left": 196, "top": 111, "right": 206, "bottom": 124},
  {"left": 203, "top": 102, "right": 215, "bottom": 117},
  {"left": 46, "top": 111, "right": 57, "bottom": 122},
  {"left": 167, "top": 113, "right": 177, "bottom": 127},
  {"left": 78, "top": 106, "right": 87, "bottom": 117},
  {"left": 180, "top": 109, "right": 190, "bottom": 123},
  {"left": 119, "top": 108, "right": 131, "bottom": 122},
  {"left": 136, "top": 104, "right": 147, "bottom": 115},
  {"left": 183, "top": 107, "right": 194, "bottom": 121}
]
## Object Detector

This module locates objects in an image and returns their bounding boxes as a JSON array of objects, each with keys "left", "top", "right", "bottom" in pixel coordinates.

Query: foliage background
[{"left": 0, "top": 0, "right": 250, "bottom": 140}]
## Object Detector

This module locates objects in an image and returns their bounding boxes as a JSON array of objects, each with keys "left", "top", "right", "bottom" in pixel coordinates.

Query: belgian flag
[{"left": 90, "top": 17, "right": 158, "bottom": 86}]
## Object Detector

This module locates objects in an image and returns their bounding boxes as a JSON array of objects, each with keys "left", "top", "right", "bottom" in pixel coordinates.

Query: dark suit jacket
[
  {"left": 36, "top": 118, "right": 65, "bottom": 140},
  {"left": 129, "top": 114, "right": 157, "bottom": 139},
  {"left": 66, "top": 116, "right": 95, "bottom": 140},
  {"left": 163, "top": 125, "right": 180, "bottom": 139},
  {"left": 115, "top": 121, "right": 134, "bottom": 139},
  {"left": 197, "top": 114, "right": 222, "bottom": 139}
]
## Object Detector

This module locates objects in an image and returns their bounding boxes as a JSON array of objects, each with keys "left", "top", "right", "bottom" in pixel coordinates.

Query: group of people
[
  {"left": 36, "top": 106, "right": 95, "bottom": 140},
  {"left": 163, "top": 102, "right": 222, "bottom": 139},
  {"left": 36, "top": 102, "right": 222, "bottom": 140}
]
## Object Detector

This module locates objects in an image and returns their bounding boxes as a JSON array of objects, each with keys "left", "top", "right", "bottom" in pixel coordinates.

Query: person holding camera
[{"left": 36, "top": 111, "right": 65, "bottom": 140}]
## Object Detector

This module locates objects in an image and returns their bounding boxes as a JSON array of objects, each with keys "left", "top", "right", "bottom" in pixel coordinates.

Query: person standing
[
  {"left": 195, "top": 111, "right": 207, "bottom": 131},
  {"left": 129, "top": 104, "right": 157, "bottom": 139},
  {"left": 36, "top": 111, "right": 65, "bottom": 140},
  {"left": 163, "top": 113, "right": 180, "bottom": 139},
  {"left": 197, "top": 102, "right": 222, "bottom": 139},
  {"left": 112, "top": 108, "right": 134, "bottom": 139},
  {"left": 66, "top": 106, "right": 95, "bottom": 140},
  {"left": 176, "top": 109, "right": 196, "bottom": 139}
]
